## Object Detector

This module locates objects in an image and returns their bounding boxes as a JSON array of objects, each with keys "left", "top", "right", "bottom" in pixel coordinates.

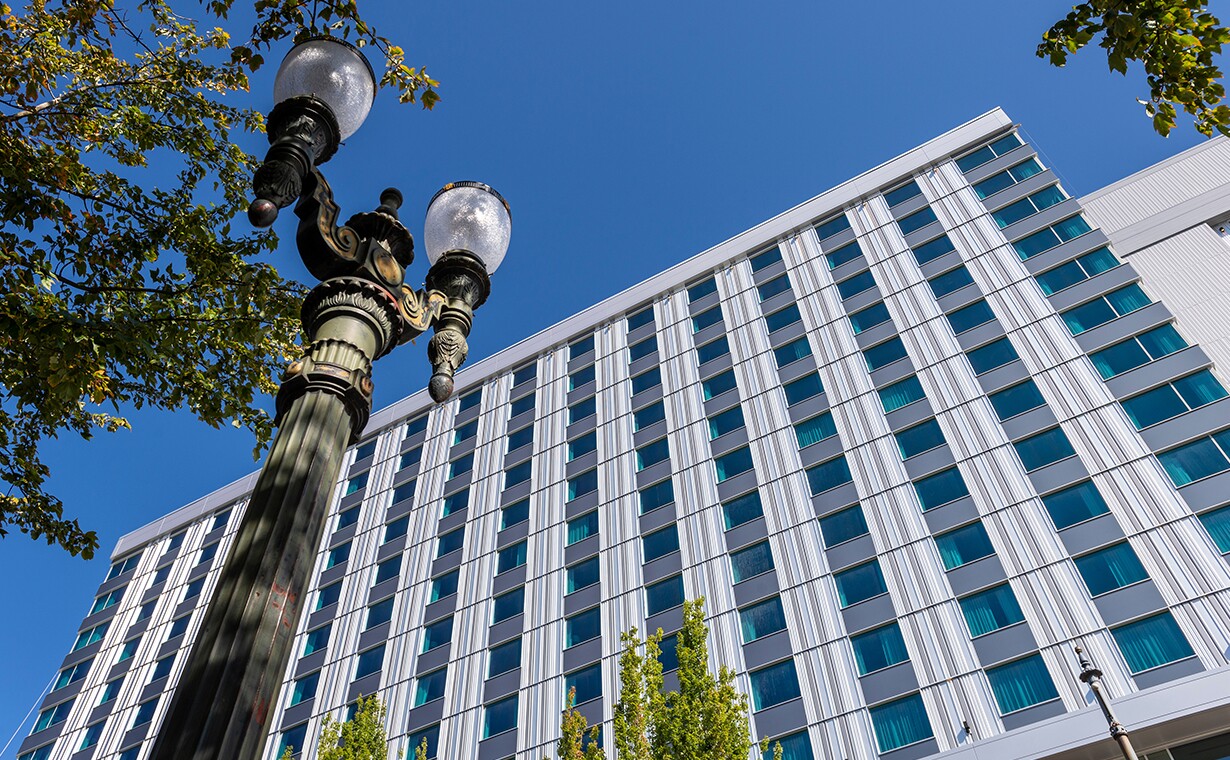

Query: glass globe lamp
[
  {"left": 272, "top": 36, "right": 377, "bottom": 140},
  {"left": 423, "top": 182, "right": 512, "bottom": 274}
]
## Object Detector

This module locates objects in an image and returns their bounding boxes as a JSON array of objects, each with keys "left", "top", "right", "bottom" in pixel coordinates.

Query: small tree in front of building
[{"left": 281, "top": 694, "right": 399, "bottom": 760}]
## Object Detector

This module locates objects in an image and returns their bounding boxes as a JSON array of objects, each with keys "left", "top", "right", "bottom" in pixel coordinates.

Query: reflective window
[
  {"left": 304, "top": 623, "right": 331, "bottom": 655},
  {"left": 1035, "top": 247, "right": 1119, "bottom": 295},
  {"left": 836, "top": 269, "right": 876, "bottom": 299},
  {"left": 354, "top": 643, "right": 385, "bottom": 679},
  {"left": 885, "top": 180, "right": 922, "bottom": 207},
  {"left": 794, "top": 411, "right": 837, "bottom": 448},
  {"left": 325, "top": 542, "right": 351, "bottom": 569},
  {"left": 989, "top": 380, "right": 1046, "bottom": 420},
  {"left": 814, "top": 214, "right": 852, "bottom": 240},
  {"left": 1158, "top": 430, "right": 1230, "bottom": 486},
  {"left": 510, "top": 391, "right": 535, "bottom": 417},
  {"left": 869, "top": 693, "right": 933, "bottom": 752},
  {"left": 897, "top": 206, "right": 938, "bottom": 235},
  {"left": 565, "top": 663, "right": 602, "bottom": 704},
  {"left": 702, "top": 369, "right": 738, "bottom": 400},
  {"left": 391, "top": 480, "right": 416, "bottom": 506},
  {"left": 442, "top": 488, "right": 469, "bottom": 517},
  {"left": 1198, "top": 504, "right": 1230, "bottom": 553},
  {"left": 986, "top": 655, "right": 1059, "bottom": 714},
  {"left": 437, "top": 526, "right": 464, "bottom": 557},
  {"left": 430, "top": 570, "right": 459, "bottom": 602},
  {"left": 819, "top": 504, "right": 868, "bottom": 547},
  {"left": 1013, "top": 215, "right": 1093, "bottom": 259},
  {"left": 946, "top": 299, "right": 997, "bottom": 334},
  {"left": 1014, "top": 426, "right": 1077, "bottom": 471},
  {"left": 1042, "top": 480, "right": 1111, "bottom": 530},
  {"left": 750, "top": 246, "right": 783, "bottom": 271},
  {"left": 627, "top": 305, "right": 654, "bottom": 331},
  {"left": 512, "top": 363, "right": 536, "bottom": 387},
  {"left": 1062, "top": 284, "right": 1151, "bottom": 335},
  {"left": 566, "top": 558, "right": 599, "bottom": 594},
  {"left": 399, "top": 446, "right": 422, "bottom": 471},
  {"left": 708, "top": 405, "right": 745, "bottom": 439},
  {"left": 507, "top": 424, "right": 534, "bottom": 453},
  {"left": 715, "top": 446, "right": 754, "bottom": 482},
  {"left": 773, "top": 336, "right": 811, "bottom": 368},
  {"left": 569, "top": 334, "right": 595, "bottom": 359},
  {"left": 722, "top": 490, "right": 763, "bottom": 529},
  {"left": 757, "top": 274, "right": 792, "bottom": 302},
  {"left": 414, "top": 667, "right": 447, "bottom": 706},
  {"left": 959, "top": 584, "right": 1024, "bottom": 637},
  {"left": 631, "top": 366, "right": 661, "bottom": 395},
  {"left": 972, "top": 157, "right": 1043, "bottom": 198},
  {"left": 566, "top": 607, "right": 601, "bottom": 647},
  {"left": 643, "top": 525, "right": 680, "bottom": 562},
  {"left": 834, "top": 560, "right": 887, "bottom": 607},
  {"left": 687, "top": 277, "right": 717, "bottom": 301},
  {"left": 635, "top": 437, "right": 670, "bottom": 471},
  {"left": 928, "top": 265, "right": 975, "bottom": 298},
  {"left": 896, "top": 419, "right": 946, "bottom": 459},
  {"left": 567, "top": 510, "right": 599, "bottom": 544},
  {"left": 1075, "top": 541, "right": 1149, "bottom": 596},
  {"left": 696, "top": 335, "right": 730, "bottom": 364},
  {"left": 863, "top": 337, "right": 908, "bottom": 372},
  {"left": 956, "top": 133, "right": 1024, "bottom": 172},
  {"left": 739, "top": 596, "right": 787, "bottom": 642},
  {"left": 568, "top": 468, "right": 598, "bottom": 500},
  {"left": 765, "top": 303, "right": 802, "bottom": 332},
  {"left": 290, "top": 671, "right": 320, "bottom": 706},
  {"left": 491, "top": 587, "right": 525, "bottom": 623},
  {"left": 501, "top": 498, "right": 530, "bottom": 529},
  {"left": 1121, "top": 370, "right": 1227, "bottom": 429},
  {"left": 646, "top": 574, "right": 685, "bottom": 615},
  {"left": 783, "top": 373, "right": 823, "bottom": 405},
  {"left": 990, "top": 185, "right": 1066, "bottom": 228},
  {"left": 315, "top": 581, "right": 341, "bottom": 611},
  {"left": 639, "top": 479, "right": 675, "bottom": 514},
  {"left": 935, "top": 521, "right": 995, "bottom": 570},
  {"left": 569, "top": 395, "right": 596, "bottom": 424},
  {"left": 878, "top": 375, "right": 925, "bottom": 413},
  {"left": 913, "top": 466, "right": 970, "bottom": 511},
  {"left": 749, "top": 659, "right": 802, "bottom": 710},
  {"left": 911, "top": 233, "right": 956, "bottom": 265},
  {"left": 730, "top": 541, "right": 774, "bottom": 582},
  {"left": 488, "top": 637, "right": 521, "bottom": 677},
  {"left": 849, "top": 302, "right": 891, "bottom": 334},
  {"left": 483, "top": 695, "right": 518, "bottom": 738},
  {"left": 497, "top": 541, "right": 527, "bottom": 573},
  {"left": 629, "top": 335, "right": 658, "bottom": 362},
  {"left": 456, "top": 388, "right": 482, "bottom": 412},
  {"left": 569, "top": 431, "right": 597, "bottom": 460},
  {"left": 851, "top": 623, "right": 909, "bottom": 675},
  {"left": 806, "top": 455, "right": 853, "bottom": 494},
  {"left": 504, "top": 460, "right": 531, "bottom": 489},
  {"left": 692, "top": 305, "right": 724, "bottom": 332},
  {"left": 1090, "top": 324, "right": 1187, "bottom": 379},
  {"left": 967, "top": 337, "right": 1019, "bottom": 374},
  {"left": 454, "top": 419, "right": 478, "bottom": 444},
  {"left": 826, "top": 240, "right": 862, "bottom": 269},
  {"left": 405, "top": 414, "right": 429, "bottom": 437}
]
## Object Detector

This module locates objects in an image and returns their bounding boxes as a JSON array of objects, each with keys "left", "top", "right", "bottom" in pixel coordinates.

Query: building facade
[{"left": 19, "top": 108, "right": 1230, "bottom": 760}]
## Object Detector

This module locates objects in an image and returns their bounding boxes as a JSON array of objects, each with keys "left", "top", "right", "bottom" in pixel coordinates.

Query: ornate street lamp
[
  {"left": 149, "top": 37, "right": 510, "bottom": 760},
  {"left": 1074, "top": 646, "right": 1141, "bottom": 760}
]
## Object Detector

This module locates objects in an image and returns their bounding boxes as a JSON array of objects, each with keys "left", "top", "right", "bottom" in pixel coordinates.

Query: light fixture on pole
[
  {"left": 149, "top": 36, "right": 510, "bottom": 760},
  {"left": 1075, "top": 645, "right": 1141, "bottom": 760}
]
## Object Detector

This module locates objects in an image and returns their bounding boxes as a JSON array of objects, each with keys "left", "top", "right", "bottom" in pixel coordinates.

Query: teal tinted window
[
  {"left": 835, "top": 560, "right": 887, "bottom": 607},
  {"left": 430, "top": 570, "right": 458, "bottom": 602},
  {"left": 991, "top": 185, "right": 1066, "bottom": 228},
  {"left": 1075, "top": 541, "right": 1149, "bottom": 596},
  {"left": 692, "top": 305, "right": 723, "bottom": 332},
  {"left": 750, "top": 659, "right": 802, "bottom": 710},
  {"left": 629, "top": 335, "right": 658, "bottom": 361},
  {"left": 967, "top": 337, "right": 1019, "bottom": 374},
  {"left": 488, "top": 637, "right": 521, "bottom": 677},
  {"left": 697, "top": 335, "right": 730, "bottom": 363},
  {"left": 1091, "top": 324, "right": 1189, "bottom": 383},
  {"left": 456, "top": 388, "right": 482, "bottom": 412},
  {"left": 1160, "top": 431, "right": 1230, "bottom": 486},
  {"left": 1122, "top": 370, "right": 1227, "bottom": 429},
  {"left": 643, "top": 525, "right": 680, "bottom": 562},
  {"left": 757, "top": 274, "right": 792, "bottom": 301},
  {"left": 1013, "top": 215, "right": 1093, "bottom": 259},
  {"left": 897, "top": 206, "right": 938, "bottom": 235},
  {"left": 794, "top": 412, "right": 837, "bottom": 448},
  {"left": 567, "top": 663, "right": 603, "bottom": 704},
  {"left": 1111, "top": 612, "right": 1195, "bottom": 673},
  {"left": 504, "top": 460, "right": 532, "bottom": 489},
  {"left": 631, "top": 366, "right": 661, "bottom": 395},
  {"left": 869, "top": 693, "right": 933, "bottom": 752},
  {"left": 512, "top": 364, "right": 535, "bottom": 387},
  {"left": 566, "top": 607, "right": 601, "bottom": 647},
  {"left": 708, "top": 405, "right": 745, "bottom": 439},
  {"left": 863, "top": 337, "right": 908, "bottom": 372},
  {"left": 569, "top": 363, "right": 595, "bottom": 391},
  {"left": 1199, "top": 504, "right": 1230, "bottom": 553},
  {"left": 99, "top": 676, "right": 124, "bottom": 703},
  {"left": 946, "top": 299, "right": 996, "bottom": 334},
  {"left": 343, "top": 472, "right": 368, "bottom": 495},
  {"left": 636, "top": 437, "right": 670, "bottom": 471},
  {"left": 972, "top": 157, "right": 1043, "bottom": 198},
  {"left": 436, "top": 526, "right": 464, "bottom": 557},
  {"left": 819, "top": 503, "right": 868, "bottom": 546},
  {"left": 497, "top": 541, "right": 527, "bottom": 573},
  {"left": 911, "top": 234, "right": 956, "bottom": 264},
  {"left": 414, "top": 667, "right": 447, "bottom": 706},
  {"left": 885, "top": 180, "right": 922, "bottom": 207},
  {"left": 784, "top": 373, "right": 824, "bottom": 405},
  {"left": 928, "top": 265, "right": 974, "bottom": 298},
  {"left": 366, "top": 596, "right": 394, "bottom": 629},
  {"left": 391, "top": 479, "right": 417, "bottom": 506},
  {"left": 1042, "top": 480, "right": 1111, "bottom": 529},
  {"left": 80, "top": 721, "right": 105, "bottom": 750},
  {"left": 989, "top": 380, "right": 1046, "bottom": 420},
  {"left": 448, "top": 452, "right": 473, "bottom": 478},
  {"left": 687, "top": 277, "right": 717, "bottom": 301},
  {"left": 896, "top": 419, "right": 946, "bottom": 459},
  {"left": 935, "top": 522, "right": 995, "bottom": 570},
  {"left": 1014, "top": 426, "right": 1076, "bottom": 470},
  {"left": 715, "top": 446, "right": 755, "bottom": 482},
  {"left": 492, "top": 587, "right": 525, "bottom": 623},
  {"left": 750, "top": 246, "right": 783, "bottom": 271},
  {"left": 731, "top": 541, "right": 774, "bottom": 582},
  {"left": 568, "top": 396, "right": 595, "bottom": 424},
  {"left": 1062, "top": 284, "right": 1151, "bottom": 335},
  {"left": 278, "top": 724, "right": 308, "bottom": 758},
  {"left": 405, "top": 414, "right": 428, "bottom": 437},
  {"left": 739, "top": 596, "right": 787, "bottom": 642},
  {"left": 569, "top": 431, "right": 597, "bottom": 460},
  {"left": 913, "top": 466, "right": 970, "bottom": 511},
  {"left": 454, "top": 419, "right": 478, "bottom": 444},
  {"left": 442, "top": 487, "right": 469, "bottom": 516},
  {"left": 55, "top": 659, "right": 92, "bottom": 690},
  {"left": 567, "top": 510, "right": 599, "bottom": 544},
  {"left": 627, "top": 305, "right": 654, "bottom": 331},
  {"left": 1035, "top": 247, "right": 1119, "bottom": 295},
  {"left": 702, "top": 369, "right": 738, "bottom": 400},
  {"left": 851, "top": 623, "right": 908, "bottom": 675},
  {"left": 568, "top": 468, "right": 598, "bottom": 500},
  {"left": 483, "top": 695, "right": 518, "bottom": 738},
  {"left": 762, "top": 732, "right": 814, "bottom": 760},
  {"left": 959, "top": 584, "right": 1024, "bottom": 636},
  {"left": 399, "top": 446, "right": 422, "bottom": 469},
  {"left": 354, "top": 643, "right": 385, "bottom": 679},
  {"left": 501, "top": 498, "right": 530, "bottom": 529},
  {"left": 354, "top": 439, "right": 377, "bottom": 461},
  {"left": 773, "top": 336, "right": 811, "bottom": 367},
  {"left": 957, "top": 133, "right": 1023, "bottom": 172},
  {"left": 646, "top": 574, "right": 685, "bottom": 614},
  {"left": 33, "top": 698, "right": 74, "bottom": 732},
  {"left": 879, "top": 375, "right": 925, "bottom": 412},
  {"left": 325, "top": 542, "right": 351, "bottom": 569},
  {"left": 566, "top": 558, "right": 599, "bottom": 594},
  {"left": 304, "top": 623, "right": 331, "bottom": 655},
  {"left": 986, "top": 655, "right": 1059, "bottom": 714},
  {"left": 836, "top": 269, "right": 876, "bottom": 299},
  {"left": 316, "top": 582, "right": 341, "bottom": 610},
  {"left": 659, "top": 633, "right": 680, "bottom": 672},
  {"left": 374, "top": 555, "right": 402, "bottom": 585},
  {"left": 73, "top": 623, "right": 107, "bottom": 651},
  {"left": 510, "top": 391, "right": 535, "bottom": 417},
  {"left": 633, "top": 400, "right": 666, "bottom": 431},
  {"left": 91, "top": 587, "right": 124, "bottom": 614},
  {"left": 826, "top": 240, "right": 862, "bottom": 269},
  {"left": 814, "top": 214, "right": 851, "bottom": 240},
  {"left": 806, "top": 455, "right": 852, "bottom": 494},
  {"left": 849, "top": 302, "right": 891, "bottom": 333},
  {"left": 406, "top": 725, "right": 439, "bottom": 759},
  {"left": 722, "top": 490, "right": 763, "bottom": 529},
  {"left": 765, "top": 303, "right": 802, "bottom": 332},
  {"left": 569, "top": 334, "right": 594, "bottom": 359},
  {"left": 639, "top": 479, "right": 675, "bottom": 513}
]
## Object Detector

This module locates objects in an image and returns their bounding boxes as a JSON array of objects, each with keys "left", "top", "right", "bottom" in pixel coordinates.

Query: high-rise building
[{"left": 19, "top": 108, "right": 1230, "bottom": 760}]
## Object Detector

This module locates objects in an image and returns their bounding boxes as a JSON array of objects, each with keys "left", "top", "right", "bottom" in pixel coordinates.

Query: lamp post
[
  {"left": 1074, "top": 646, "right": 1141, "bottom": 760},
  {"left": 149, "top": 37, "right": 510, "bottom": 760}
]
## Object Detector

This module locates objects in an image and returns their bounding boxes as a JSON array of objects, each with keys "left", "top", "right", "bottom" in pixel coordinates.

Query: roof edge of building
[{"left": 1080, "top": 134, "right": 1228, "bottom": 205}]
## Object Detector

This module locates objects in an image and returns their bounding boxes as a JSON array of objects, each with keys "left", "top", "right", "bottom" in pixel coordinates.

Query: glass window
[
  {"left": 826, "top": 240, "right": 862, "bottom": 269},
  {"left": 568, "top": 468, "right": 598, "bottom": 500},
  {"left": 1123, "top": 370, "right": 1227, "bottom": 429},
  {"left": 911, "top": 233, "right": 956, "bottom": 265},
  {"left": 852, "top": 623, "right": 909, "bottom": 676},
  {"left": 391, "top": 480, "right": 417, "bottom": 507},
  {"left": 715, "top": 446, "right": 755, "bottom": 482},
  {"left": 492, "top": 587, "right": 525, "bottom": 623},
  {"left": 773, "top": 336, "right": 811, "bottom": 368},
  {"left": 692, "top": 305, "right": 724, "bottom": 333},
  {"left": 454, "top": 419, "right": 478, "bottom": 445},
  {"left": 198, "top": 542, "right": 219, "bottom": 564},
  {"left": 986, "top": 654, "right": 1059, "bottom": 714},
  {"left": 304, "top": 623, "right": 331, "bottom": 655},
  {"left": 1159, "top": 430, "right": 1230, "bottom": 486},
  {"left": 863, "top": 337, "right": 908, "bottom": 372},
  {"left": 895, "top": 206, "right": 938, "bottom": 236},
  {"left": 290, "top": 671, "right": 320, "bottom": 706},
  {"left": 167, "top": 532, "right": 185, "bottom": 551},
  {"left": 659, "top": 633, "right": 680, "bottom": 672},
  {"left": 118, "top": 637, "right": 140, "bottom": 661},
  {"left": 1035, "top": 247, "right": 1119, "bottom": 295},
  {"left": 878, "top": 375, "right": 925, "bottom": 413},
  {"left": 504, "top": 460, "right": 532, "bottom": 490},
  {"left": 1014, "top": 426, "right": 1076, "bottom": 471},
  {"left": 1091, "top": 324, "right": 1187, "bottom": 379},
  {"left": 405, "top": 414, "right": 429, "bottom": 437},
  {"left": 483, "top": 694, "right": 518, "bottom": 738},
  {"left": 815, "top": 214, "right": 852, "bottom": 240},
  {"left": 687, "top": 276, "right": 717, "bottom": 301},
  {"left": 79, "top": 721, "right": 105, "bottom": 750},
  {"left": 935, "top": 521, "right": 995, "bottom": 570},
  {"left": 131, "top": 696, "right": 159, "bottom": 727},
  {"left": 1111, "top": 612, "right": 1195, "bottom": 673},
  {"left": 1062, "top": 284, "right": 1151, "bottom": 335},
  {"left": 354, "top": 439, "right": 378, "bottom": 461},
  {"left": 55, "top": 659, "right": 92, "bottom": 690},
  {"left": 442, "top": 488, "right": 470, "bottom": 517},
  {"left": 765, "top": 303, "right": 802, "bottom": 332},
  {"left": 643, "top": 526, "right": 680, "bottom": 562},
  {"left": 633, "top": 401, "right": 666, "bottom": 433},
  {"left": 510, "top": 391, "right": 535, "bottom": 417},
  {"left": 566, "top": 663, "right": 603, "bottom": 704},
  {"left": 639, "top": 479, "right": 675, "bottom": 514},
  {"left": 567, "top": 557, "right": 599, "bottom": 593},
  {"left": 739, "top": 596, "right": 787, "bottom": 642},
  {"left": 569, "top": 431, "right": 597, "bottom": 461},
  {"left": 448, "top": 452, "right": 473, "bottom": 479},
  {"left": 354, "top": 643, "right": 385, "bottom": 679},
  {"left": 959, "top": 583, "right": 1024, "bottom": 637},
  {"left": 991, "top": 185, "right": 1066, "bottom": 228},
  {"left": 334, "top": 505, "right": 360, "bottom": 533},
  {"left": 136, "top": 601, "right": 156, "bottom": 622},
  {"left": 325, "top": 542, "right": 351, "bottom": 569},
  {"left": 928, "top": 265, "right": 974, "bottom": 298},
  {"left": 1075, "top": 541, "right": 1149, "bottom": 596},
  {"left": 750, "top": 246, "right": 784, "bottom": 271},
  {"left": 99, "top": 677, "right": 123, "bottom": 704},
  {"left": 646, "top": 574, "right": 685, "bottom": 615},
  {"left": 512, "top": 363, "right": 536, "bottom": 387},
  {"left": 73, "top": 623, "right": 107, "bottom": 652},
  {"left": 967, "top": 337, "right": 1020, "bottom": 374},
  {"left": 636, "top": 438, "right": 670, "bottom": 471},
  {"left": 569, "top": 334, "right": 595, "bottom": 360},
  {"left": 277, "top": 723, "right": 308, "bottom": 758},
  {"left": 569, "top": 396, "right": 596, "bottom": 424},
  {"left": 430, "top": 569, "right": 459, "bottom": 602},
  {"left": 849, "top": 301, "right": 891, "bottom": 334},
  {"left": 869, "top": 692, "right": 933, "bottom": 752},
  {"left": 407, "top": 725, "right": 439, "bottom": 760},
  {"left": 806, "top": 455, "right": 852, "bottom": 495},
  {"left": 913, "top": 466, "right": 969, "bottom": 511},
  {"left": 784, "top": 373, "right": 823, "bottom": 405},
  {"left": 1042, "top": 480, "right": 1111, "bottom": 529},
  {"left": 631, "top": 367, "right": 661, "bottom": 396},
  {"left": 956, "top": 132, "right": 1024, "bottom": 172},
  {"left": 414, "top": 667, "right": 447, "bottom": 706},
  {"left": 697, "top": 335, "right": 730, "bottom": 364},
  {"left": 896, "top": 419, "right": 946, "bottom": 459},
  {"left": 723, "top": 490, "right": 763, "bottom": 529},
  {"left": 947, "top": 299, "right": 997, "bottom": 334},
  {"left": 629, "top": 335, "right": 658, "bottom": 362},
  {"left": 794, "top": 412, "right": 837, "bottom": 448},
  {"left": 972, "top": 157, "right": 1043, "bottom": 198},
  {"left": 709, "top": 405, "right": 745, "bottom": 439},
  {"left": 1199, "top": 504, "right": 1230, "bottom": 553},
  {"left": 184, "top": 577, "right": 205, "bottom": 600},
  {"left": 315, "top": 581, "right": 342, "bottom": 611},
  {"left": 457, "top": 388, "right": 482, "bottom": 412},
  {"left": 731, "top": 541, "right": 774, "bottom": 582},
  {"left": 762, "top": 731, "right": 814, "bottom": 760},
  {"left": 167, "top": 615, "right": 190, "bottom": 640},
  {"left": 501, "top": 498, "right": 530, "bottom": 530},
  {"left": 885, "top": 180, "right": 922, "bottom": 207},
  {"left": 437, "top": 526, "right": 464, "bottom": 557},
  {"left": 383, "top": 516, "right": 409, "bottom": 544},
  {"left": 91, "top": 587, "right": 125, "bottom": 614},
  {"left": 569, "top": 363, "right": 595, "bottom": 392},
  {"left": 628, "top": 305, "right": 654, "bottom": 331},
  {"left": 989, "top": 380, "right": 1046, "bottom": 420},
  {"left": 702, "top": 369, "right": 738, "bottom": 400},
  {"left": 836, "top": 269, "right": 876, "bottom": 299},
  {"left": 211, "top": 509, "right": 232, "bottom": 531},
  {"left": 488, "top": 637, "right": 522, "bottom": 677},
  {"left": 566, "top": 607, "right": 601, "bottom": 647},
  {"left": 820, "top": 504, "right": 869, "bottom": 546},
  {"left": 835, "top": 560, "right": 887, "bottom": 607},
  {"left": 497, "top": 541, "right": 528, "bottom": 573},
  {"left": 757, "top": 274, "right": 792, "bottom": 302},
  {"left": 567, "top": 510, "right": 599, "bottom": 544},
  {"left": 1013, "top": 215, "right": 1094, "bottom": 259},
  {"left": 506, "top": 425, "right": 534, "bottom": 455},
  {"left": 399, "top": 446, "right": 422, "bottom": 470},
  {"left": 749, "top": 659, "right": 802, "bottom": 710}
]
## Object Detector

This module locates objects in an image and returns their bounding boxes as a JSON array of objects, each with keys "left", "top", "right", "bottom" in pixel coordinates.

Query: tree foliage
[
  {"left": 280, "top": 694, "right": 398, "bottom": 760},
  {"left": 1039, "top": 0, "right": 1230, "bottom": 137},
  {"left": 0, "top": 0, "right": 436, "bottom": 557}
]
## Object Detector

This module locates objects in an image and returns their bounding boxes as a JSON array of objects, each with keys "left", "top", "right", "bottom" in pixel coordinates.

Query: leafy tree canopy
[
  {"left": 281, "top": 693, "right": 400, "bottom": 760},
  {"left": 1039, "top": 0, "right": 1230, "bottom": 136},
  {"left": 0, "top": 0, "right": 435, "bottom": 557}
]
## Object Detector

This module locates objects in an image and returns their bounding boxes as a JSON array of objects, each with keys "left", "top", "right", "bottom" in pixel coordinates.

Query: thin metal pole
[{"left": 1075, "top": 646, "right": 1141, "bottom": 760}]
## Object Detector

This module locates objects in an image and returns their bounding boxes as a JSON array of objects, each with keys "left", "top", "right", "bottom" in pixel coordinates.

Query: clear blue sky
[{"left": 0, "top": 0, "right": 1220, "bottom": 751}]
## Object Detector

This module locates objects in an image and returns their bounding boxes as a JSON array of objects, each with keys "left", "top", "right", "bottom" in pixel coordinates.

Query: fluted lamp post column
[
  {"left": 1075, "top": 646, "right": 1141, "bottom": 760},
  {"left": 149, "top": 36, "right": 511, "bottom": 760}
]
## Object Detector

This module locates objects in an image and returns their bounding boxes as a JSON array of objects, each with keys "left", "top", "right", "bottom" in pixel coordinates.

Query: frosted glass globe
[
  {"left": 424, "top": 183, "right": 512, "bottom": 274},
  {"left": 273, "top": 37, "right": 376, "bottom": 140}
]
